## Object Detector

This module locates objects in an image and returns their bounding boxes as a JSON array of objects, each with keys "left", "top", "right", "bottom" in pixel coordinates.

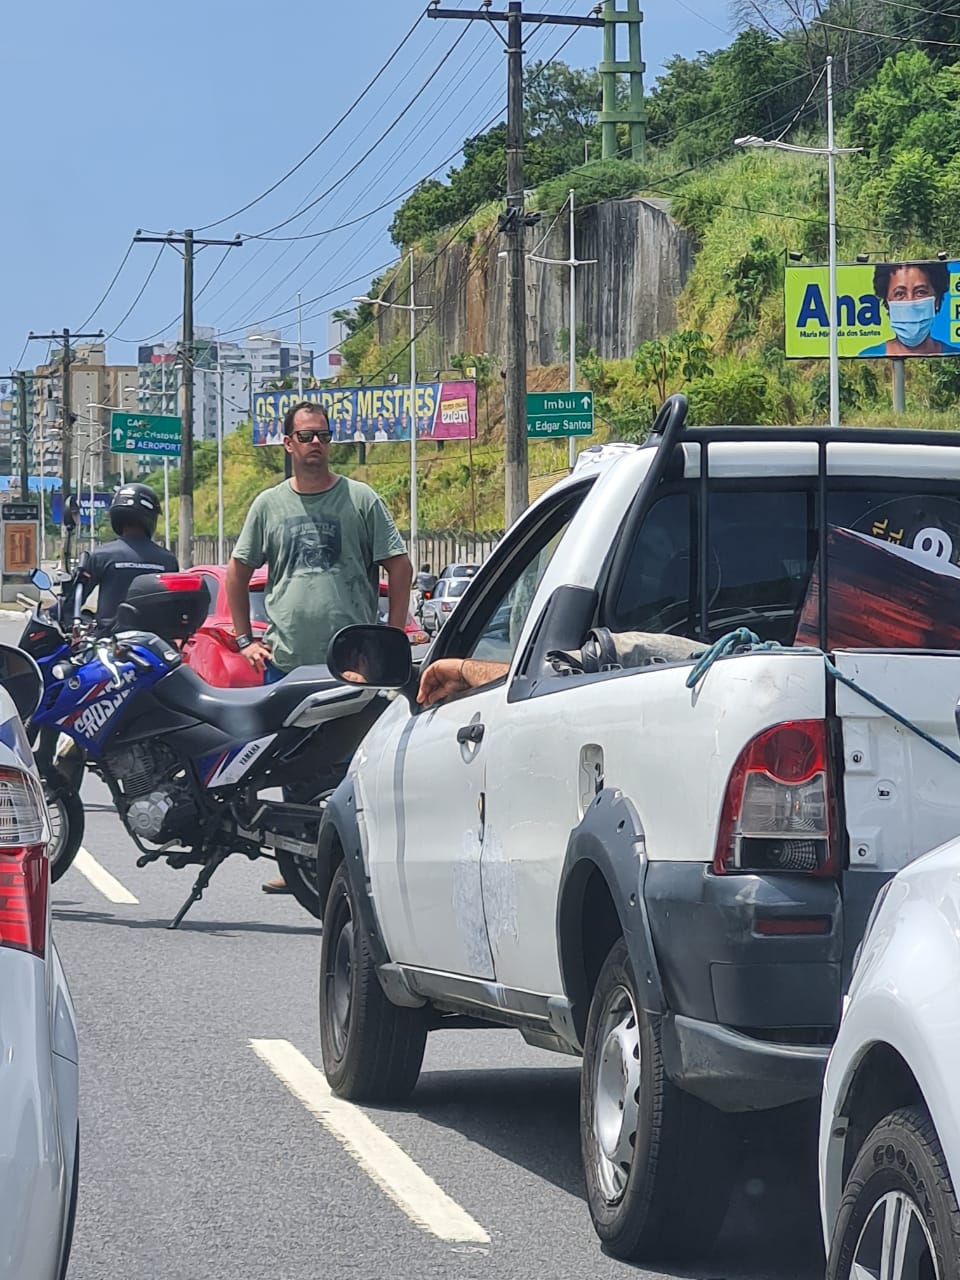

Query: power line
[
  {"left": 814, "top": 17, "right": 960, "bottom": 47},
  {"left": 204, "top": 26, "right": 494, "bottom": 335},
  {"left": 10, "top": 337, "right": 29, "bottom": 372},
  {"left": 202, "top": 14, "right": 583, "bottom": 338},
  {"left": 224, "top": 13, "right": 587, "bottom": 336},
  {"left": 672, "top": 0, "right": 731, "bottom": 34},
  {"left": 775, "top": 64, "right": 827, "bottom": 141},
  {"left": 863, "top": 0, "right": 960, "bottom": 21},
  {"left": 194, "top": 245, "right": 238, "bottom": 304},
  {"left": 195, "top": 12, "right": 429, "bottom": 233},
  {"left": 190, "top": 17, "right": 453, "bottom": 313},
  {"left": 216, "top": 33, "right": 501, "bottom": 328},
  {"left": 102, "top": 247, "right": 166, "bottom": 342},
  {"left": 111, "top": 312, "right": 183, "bottom": 346},
  {"left": 247, "top": 23, "right": 480, "bottom": 241},
  {"left": 76, "top": 240, "right": 135, "bottom": 330},
  {"left": 212, "top": 261, "right": 399, "bottom": 341}
]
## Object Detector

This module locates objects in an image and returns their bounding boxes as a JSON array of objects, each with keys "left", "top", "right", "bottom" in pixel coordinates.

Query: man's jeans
[{"left": 263, "top": 661, "right": 287, "bottom": 685}]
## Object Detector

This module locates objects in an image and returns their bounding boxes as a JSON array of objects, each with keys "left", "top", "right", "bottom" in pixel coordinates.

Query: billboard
[
  {"left": 51, "top": 492, "right": 113, "bottom": 526},
  {"left": 252, "top": 381, "right": 477, "bottom": 446},
  {"left": 784, "top": 260, "right": 960, "bottom": 359}
]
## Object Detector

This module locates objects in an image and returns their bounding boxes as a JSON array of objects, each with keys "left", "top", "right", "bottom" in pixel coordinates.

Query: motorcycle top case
[{"left": 115, "top": 572, "right": 210, "bottom": 642}]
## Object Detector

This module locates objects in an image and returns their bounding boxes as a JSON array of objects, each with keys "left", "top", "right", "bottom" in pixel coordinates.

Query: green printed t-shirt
[{"left": 232, "top": 477, "right": 405, "bottom": 671}]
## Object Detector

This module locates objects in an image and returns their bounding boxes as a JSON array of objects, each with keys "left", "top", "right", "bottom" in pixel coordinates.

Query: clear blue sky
[{"left": 0, "top": 0, "right": 733, "bottom": 374}]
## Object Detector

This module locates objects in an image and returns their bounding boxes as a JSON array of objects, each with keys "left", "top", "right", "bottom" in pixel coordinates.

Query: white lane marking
[
  {"left": 73, "top": 847, "right": 139, "bottom": 905},
  {"left": 250, "top": 1038, "right": 489, "bottom": 1245}
]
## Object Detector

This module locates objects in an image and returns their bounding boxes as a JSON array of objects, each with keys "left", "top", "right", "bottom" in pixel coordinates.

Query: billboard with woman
[{"left": 784, "top": 259, "right": 960, "bottom": 358}]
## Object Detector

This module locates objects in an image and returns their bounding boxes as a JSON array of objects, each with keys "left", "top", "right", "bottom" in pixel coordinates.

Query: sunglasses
[{"left": 290, "top": 428, "right": 332, "bottom": 444}]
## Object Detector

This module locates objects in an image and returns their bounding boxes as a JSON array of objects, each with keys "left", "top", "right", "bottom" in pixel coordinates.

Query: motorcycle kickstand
[{"left": 167, "top": 849, "right": 230, "bottom": 930}]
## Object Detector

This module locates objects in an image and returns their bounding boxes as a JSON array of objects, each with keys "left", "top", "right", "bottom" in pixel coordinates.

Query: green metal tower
[{"left": 599, "top": 0, "right": 646, "bottom": 162}]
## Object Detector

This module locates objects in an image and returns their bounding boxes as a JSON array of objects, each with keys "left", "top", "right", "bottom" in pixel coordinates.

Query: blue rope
[
  {"left": 823, "top": 656, "right": 960, "bottom": 768},
  {"left": 685, "top": 628, "right": 780, "bottom": 690},
  {"left": 684, "top": 628, "right": 960, "bottom": 769}
]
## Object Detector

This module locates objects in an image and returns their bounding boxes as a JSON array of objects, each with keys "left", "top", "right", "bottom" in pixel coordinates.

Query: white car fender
[{"left": 820, "top": 884, "right": 960, "bottom": 1244}]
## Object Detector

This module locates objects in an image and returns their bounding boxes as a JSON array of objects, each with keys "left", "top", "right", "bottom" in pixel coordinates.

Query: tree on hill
[{"left": 388, "top": 61, "right": 602, "bottom": 247}]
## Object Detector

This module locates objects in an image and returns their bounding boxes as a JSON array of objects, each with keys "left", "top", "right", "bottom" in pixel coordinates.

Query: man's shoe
[{"left": 261, "top": 877, "right": 291, "bottom": 894}]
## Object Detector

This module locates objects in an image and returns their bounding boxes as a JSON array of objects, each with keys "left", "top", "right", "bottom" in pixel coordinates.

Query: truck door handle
[{"left": 457, "top": 722, "right": 485, "bottom": 745}]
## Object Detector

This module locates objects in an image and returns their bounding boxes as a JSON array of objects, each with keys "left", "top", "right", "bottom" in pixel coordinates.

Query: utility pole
[
  {"left": 133, "top": 229, "right": 241, "bottom": 566},
  {"left": 27, "top": 327, "right": 104, "bottom": 567},
  {"left": 352, "top": 254, "right": 432, "bottom": 567},
  {"left": 10, "top": 372, "right": 28, "bottom": 498},
  {"left": 428, "top": 2, "right": 602, "bottom": 527}
]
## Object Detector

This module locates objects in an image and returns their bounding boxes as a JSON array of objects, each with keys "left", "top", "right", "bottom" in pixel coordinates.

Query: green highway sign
[
  {"left": 110, "top": 411, "right": 182, "bottom": 456},
  {"left": 526, "top": 390, "right": 594, "bottom": 439}
]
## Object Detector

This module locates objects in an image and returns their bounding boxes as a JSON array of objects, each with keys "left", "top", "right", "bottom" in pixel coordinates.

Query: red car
[
  {"left": 378, "top": 582, "right": 429, "bottom": 649},
  {"left": 176, "top": 565, "right": 428, "bottom": 688},
  {"left": 181, "top": 564, "right": 270, "bottom": 688}
]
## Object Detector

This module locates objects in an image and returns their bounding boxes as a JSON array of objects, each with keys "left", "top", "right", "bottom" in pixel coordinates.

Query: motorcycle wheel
[
  {"left": 43, "top": 777, "right": 85, "bottom": 883},
  {"left": 275, "top": 848, "right": 321, "bottom": 919}
]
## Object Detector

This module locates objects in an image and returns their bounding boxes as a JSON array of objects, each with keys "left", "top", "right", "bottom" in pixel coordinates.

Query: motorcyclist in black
[
  {"left": 414, "top": 562, "right": 438, "bottom": 594},
  {"left": 70, "top": 483, "right": 179, "bottom": 631},
  {"left": 413, "top": 562, "right": 437, "bottom": 625}
]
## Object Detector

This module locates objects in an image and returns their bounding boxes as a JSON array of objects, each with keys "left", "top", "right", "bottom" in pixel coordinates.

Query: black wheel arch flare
[{"left": 556, "top": 787, "right": 666, "bottom": 1045}]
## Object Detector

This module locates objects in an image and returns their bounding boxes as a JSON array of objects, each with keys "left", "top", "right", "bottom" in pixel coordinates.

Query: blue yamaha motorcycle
[{"left": 21, "top": 569, "right": 384, "bottom": 927}]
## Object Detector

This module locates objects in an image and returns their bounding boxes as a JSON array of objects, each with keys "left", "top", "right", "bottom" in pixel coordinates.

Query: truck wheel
[
  {"left": 319, "top": 863, "right": 427, "bottom": 1102},
  {"left": 827, "top": 1106, "right": 960, "bottom": 1279},
  {"left": 580, "top": 937, "right": 732, "bottom": 1261}
]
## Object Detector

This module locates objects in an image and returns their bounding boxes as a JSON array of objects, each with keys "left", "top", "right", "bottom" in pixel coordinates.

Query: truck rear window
[{"left": 610, "top": 483, "right": 960, "bottom": 646}]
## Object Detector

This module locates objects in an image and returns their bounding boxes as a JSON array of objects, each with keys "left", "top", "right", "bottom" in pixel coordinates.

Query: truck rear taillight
[
  {"left": 714, "top": 720, "right": 836, "bottom": 878},
  {"left": 0, "top": 768, "right": 50, "bottom": 957}
]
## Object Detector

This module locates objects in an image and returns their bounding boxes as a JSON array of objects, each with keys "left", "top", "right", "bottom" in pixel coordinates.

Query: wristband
[{"left": 236, "top": 633, "right": 254, "bottom": 650}]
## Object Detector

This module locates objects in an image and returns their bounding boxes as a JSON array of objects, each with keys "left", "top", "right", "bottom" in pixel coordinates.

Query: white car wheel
[{"left": 827, "top": 1106, "right": 960, "bottom": 1279}]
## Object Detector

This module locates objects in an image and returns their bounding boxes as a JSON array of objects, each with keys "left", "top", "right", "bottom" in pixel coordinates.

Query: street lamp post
[
  {"left": 354, "top": 250, "right": 432, "bottom": 567},
  {"left": 84, "top": 397, "right": 136, "bottom": 551},
  {"left": 735, "top": 57, "right": 859, "bottom": 430},
  {"left": 77, "top": 428, "right": 111, "bottom": 552},
  {"left": 529, "top": 188, "right": 597, "bottom": 470}
]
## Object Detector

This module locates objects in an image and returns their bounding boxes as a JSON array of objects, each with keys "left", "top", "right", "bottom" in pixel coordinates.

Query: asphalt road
[{"left": 0, "top": 611, "right": 827, "bottom": 1280}]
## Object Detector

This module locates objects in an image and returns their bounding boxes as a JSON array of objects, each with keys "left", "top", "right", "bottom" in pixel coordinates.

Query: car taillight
[
  {"left": 441, "top": 601, "right": 453, "bottom": 611},
  {"left": 409, "top": 631, "right": 429, "bottom": 645},
  {"left": 0, "top": 767, "right": 49, "bottom": 957},
  {"left": 714, "top": 720, "right": 836, "bottom": 877}
]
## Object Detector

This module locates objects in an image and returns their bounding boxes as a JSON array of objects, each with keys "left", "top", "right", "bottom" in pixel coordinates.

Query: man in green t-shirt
[{"left": 226, "top": 399, "right": 413, "bottom": 893}]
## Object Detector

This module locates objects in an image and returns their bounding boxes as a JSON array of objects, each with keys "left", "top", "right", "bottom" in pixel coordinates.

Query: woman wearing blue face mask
[{"left": 860, "top": 261, "right": 960, "bottom": 357}]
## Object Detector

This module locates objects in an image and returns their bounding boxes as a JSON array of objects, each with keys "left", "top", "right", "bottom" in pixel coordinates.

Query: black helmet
[{"left": 110, "top": 483, "right": 161, "bottom": 537}]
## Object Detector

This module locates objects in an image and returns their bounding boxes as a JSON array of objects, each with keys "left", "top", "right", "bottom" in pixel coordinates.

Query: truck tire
[
  {"left": 580, "top": 936, "right": 732, "bottom": 1261},
  {"left": 827, "top": 1106, "right": 960, "bottom": 1279},
  {"left": 319, "top": 863, "right": 427, "bottom": 1102}
]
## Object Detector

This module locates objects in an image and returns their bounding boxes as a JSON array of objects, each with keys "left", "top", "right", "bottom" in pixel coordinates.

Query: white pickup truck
[{"left": 314, "top": 397, "right": 960, "bottom": 1263}]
